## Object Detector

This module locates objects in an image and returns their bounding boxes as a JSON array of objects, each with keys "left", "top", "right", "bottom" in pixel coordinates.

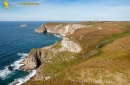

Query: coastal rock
[
  {"left": 19, "top": 54, "right": 38, "bottom": 70},
  {"left": 35, "top": 25, "right": 47, "bottom": 33},
  {"left": 19, "top": 48, "right": 53, "bottom": 70},
  {"left": 35, "top": 23, "right": 87, "bottom": 36},
  {"left": 59, "top": 37, "right": 81, "bottom": 53},
  {"left": 20, "top": 24, "right": 28, "bottom": 28},
  {"left": 7, "top": 66, "right": 13, "bottom": 71}
]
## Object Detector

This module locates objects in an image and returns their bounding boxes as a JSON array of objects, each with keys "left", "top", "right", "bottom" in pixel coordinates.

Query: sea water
[{"left": 0, "top": 21, "right": 61, "bottom": 85}]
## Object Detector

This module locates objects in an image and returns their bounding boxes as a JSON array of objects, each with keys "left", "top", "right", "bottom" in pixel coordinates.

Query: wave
[
  {"left": 0, "top": 53, "right": 28, "bottom": 80},
  {"left": 15, "top": 70, "right": 36, "bottom": 85},
  {"left": 53, "top": 34, "right": 62, "bottom": 38}
]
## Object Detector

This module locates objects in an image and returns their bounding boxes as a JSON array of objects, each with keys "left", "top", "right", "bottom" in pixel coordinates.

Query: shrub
[
  {"left": 82, "top": 50, "right": 100, "bottom": 58},
  {"left": 96, "top": 40, "right": 109, "bottom": 48}
]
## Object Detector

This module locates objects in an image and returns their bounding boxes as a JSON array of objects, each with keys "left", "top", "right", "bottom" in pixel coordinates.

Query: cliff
[
  {"left": 35, "top": 22, "right": 88, "bottom": 36},
  {"left": 20, "top": 22, "right": 84, "bottom": 70},
  {"left": 34, "top": 25, "right": 47, "bottom": 33},
  {"left": 22, "top": 22, "right": 130, "bottom": 85},
  {"left": 19, "top": 37, "right": 81, "bottom": 70}
]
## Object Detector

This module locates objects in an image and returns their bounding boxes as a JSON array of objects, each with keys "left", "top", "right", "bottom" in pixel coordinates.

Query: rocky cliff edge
[
  {"left": 35, "top": 22, "right": 87, "bottom": 36},
  {"left": 19, "top": 23, "right": 85, "bottom": 71}
]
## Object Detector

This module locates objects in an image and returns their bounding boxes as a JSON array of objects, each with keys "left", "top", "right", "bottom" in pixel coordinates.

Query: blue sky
[{"left": 0, "top": 0, "right": 130, "bottom": 21}]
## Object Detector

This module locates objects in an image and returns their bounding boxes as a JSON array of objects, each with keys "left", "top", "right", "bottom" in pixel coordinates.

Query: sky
[{"left": 0, "top": 0, "right": 130, "bottom": 21}]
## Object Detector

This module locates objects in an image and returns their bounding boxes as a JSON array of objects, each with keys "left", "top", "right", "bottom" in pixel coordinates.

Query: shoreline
[
  {"left": 10, "top": 34, "right": 62, "bottom": 85},
  {"left": 18, "top": 22, "right": 87, "bottom": 84}
]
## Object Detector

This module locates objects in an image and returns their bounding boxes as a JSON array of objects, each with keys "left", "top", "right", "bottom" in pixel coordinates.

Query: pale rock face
[
  {"left": 34, "top": 25, "right": 47, "bottom": 33},
  {"left": 70, "top": 24, "right": 86, "bottom": 29},
  {"left": 35, "top": 23, "right": 87, "bottom": 36},
  {"left": 19, "top": 55, "right": 37, "bottom": 70},
  {"left": 59, "top": 37, "right": 81, "bottom": 53}
]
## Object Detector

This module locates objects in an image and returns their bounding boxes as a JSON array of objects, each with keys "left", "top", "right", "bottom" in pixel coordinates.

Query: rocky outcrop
[
  {"left": 19, "top": 54, "right": 38, "bottom": 70},
  {"left": 19, "top": 47, "right": 53, "bottom": 70},
  {"left": 35, "top": 25, "right": 47, "bottom": 33},
  {"left": 59, "top": 37, "right": 81, "bottom": 53},
  {"left": 20, "top": 23, "right": 82, "bottom": 74},
  {"left": 35, "top": 23, "right": 87, "bottom": 36}
]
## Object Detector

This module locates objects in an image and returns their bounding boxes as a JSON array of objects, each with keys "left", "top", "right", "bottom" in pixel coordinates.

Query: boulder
[{"left": 7, "top": 66, "right": 13, "bottom": 71}]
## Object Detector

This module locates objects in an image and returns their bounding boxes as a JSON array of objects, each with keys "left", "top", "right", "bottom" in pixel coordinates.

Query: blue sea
[{"left": 0, "top": 21, "right": 61, "bottom": 85}]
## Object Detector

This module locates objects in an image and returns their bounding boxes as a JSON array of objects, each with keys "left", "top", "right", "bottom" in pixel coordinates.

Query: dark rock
[{"left": 7, "top": 66, "right": 13, "bottom": 71}]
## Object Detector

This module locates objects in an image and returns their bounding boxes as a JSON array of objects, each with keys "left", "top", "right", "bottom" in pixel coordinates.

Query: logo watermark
[
  {"left": 2, "top": 0, "right": 39, "bottom": 10},
  {"left": 3, "top": 0, "right": 9, "bottom": 10}
]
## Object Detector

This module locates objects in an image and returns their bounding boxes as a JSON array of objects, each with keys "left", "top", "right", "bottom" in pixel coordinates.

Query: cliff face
[
  {"left": 22, "top": 22, "right": 130, "bottom": 85},
  {"left": 19, "top": 37, "right": 81, "bottom": 70},
  {"left": 59, "top": 37, "right": 81, "bottom": 53},
  {"left": 19, "top": 47, "right": 54, "bottom": 70},
  {"left": 35, "top": 23, "right": 87, "bottom": 36},
  {"left": 35, "top": 25, "right": 47, "bottom": 33}
]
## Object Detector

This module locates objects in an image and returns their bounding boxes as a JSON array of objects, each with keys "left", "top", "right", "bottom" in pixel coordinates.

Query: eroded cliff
[
  {"left": 35, "top": 22, "right": 87, "bottom": 36},
  {"left": 22, "top": 22, "right": 130, "bottom": 85}
]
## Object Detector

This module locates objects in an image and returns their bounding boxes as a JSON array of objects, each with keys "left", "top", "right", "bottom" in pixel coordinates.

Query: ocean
[{"left": 0, "top": 21, "right": 61, "bottom": 85}]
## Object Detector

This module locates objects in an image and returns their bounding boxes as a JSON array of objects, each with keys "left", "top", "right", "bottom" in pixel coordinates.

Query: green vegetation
[
  {"left": 29, "top": 48, "right": 41, "bottom": 55},
  {"left": 97, "top": 29, "right": 130, "bottom": 48},
  {"left": 52, "top": 40, "right": 62, "bottom": 49}
]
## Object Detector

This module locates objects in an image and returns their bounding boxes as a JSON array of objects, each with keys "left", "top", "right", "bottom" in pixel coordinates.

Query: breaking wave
[{"left": 0, "top": 53, "right": 28, "bottom": 80}]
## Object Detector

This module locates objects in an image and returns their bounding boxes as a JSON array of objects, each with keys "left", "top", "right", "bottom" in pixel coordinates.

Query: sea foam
[
  {"left": 53, "top": 34, "right": 62, "bottom": 38},
  {"left": 0, "top": 53, "right": 28, "bottom": 80},
  {"left": 15, "top": 70, "right": 36, "bottom": 85}
]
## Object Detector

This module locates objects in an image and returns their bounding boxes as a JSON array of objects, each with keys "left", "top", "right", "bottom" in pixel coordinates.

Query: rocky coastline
[
  {"left": 19, "top": 22, "right": 85, "bottom": 81},
  {"left": 17, "top": 21, "right": 130, "bottom": 85}
]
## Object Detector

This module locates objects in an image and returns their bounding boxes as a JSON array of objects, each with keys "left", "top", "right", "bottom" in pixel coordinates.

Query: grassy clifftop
[{"left": 24, "top": 21, "right": 130, "bottom": 85}]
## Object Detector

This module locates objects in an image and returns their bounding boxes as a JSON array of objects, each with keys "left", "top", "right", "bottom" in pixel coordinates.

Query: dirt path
[{"left": 114, "top": 41, "right": 126, "bottom": 51}]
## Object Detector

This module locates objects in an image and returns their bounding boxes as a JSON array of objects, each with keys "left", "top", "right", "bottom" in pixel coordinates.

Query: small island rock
[{"left": 20, "top": 24, "right": 28, "bottom": 28}]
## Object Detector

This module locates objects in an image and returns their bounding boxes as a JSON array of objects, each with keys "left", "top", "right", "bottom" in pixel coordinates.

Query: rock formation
[
  {"left": 20, "top": 23, "right": 82, "bottom": 72},
  {"left": 19, "top": 47, "right": 54, "bottom": 70},
  {"left": 20, "top": 24, "right": 28, "bottom": 28},
  {"left": 35, "top": 23, "right": 87, "bottom": 36},
  {"left": 59, "top": 37, "right": 81, "bottom": 53},
  {"left": 19, "top": 54, "right": 38, "bottom": 70},
  {"left": 35, "top": 25, "right": 47, "bottom": 33}
]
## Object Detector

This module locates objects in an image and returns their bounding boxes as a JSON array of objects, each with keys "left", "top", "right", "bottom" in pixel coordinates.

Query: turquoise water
[{"left": 0, "top": 21, "right": 61, "bottom": 85}]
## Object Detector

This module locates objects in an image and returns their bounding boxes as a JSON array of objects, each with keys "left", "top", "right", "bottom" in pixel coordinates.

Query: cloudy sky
[{"left": 0, "top": 0, "right": 130, "bottom": 21}]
